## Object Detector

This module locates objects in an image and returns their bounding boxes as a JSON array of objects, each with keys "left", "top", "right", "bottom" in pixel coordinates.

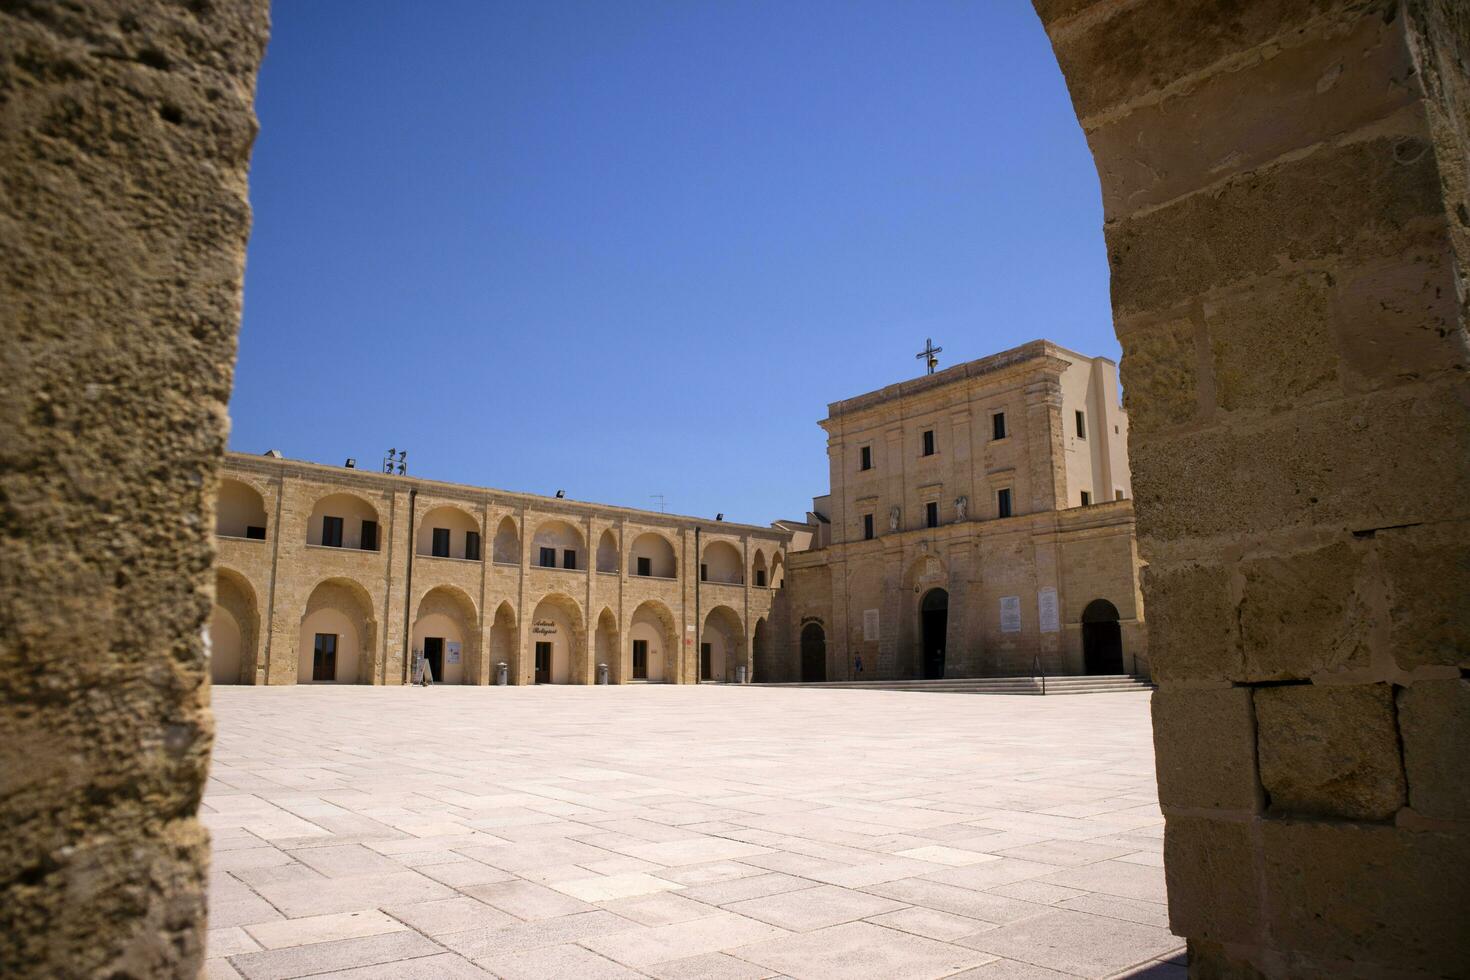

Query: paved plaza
[{"left": 204, "top": 686, "right": 1183, "bottom": 979}]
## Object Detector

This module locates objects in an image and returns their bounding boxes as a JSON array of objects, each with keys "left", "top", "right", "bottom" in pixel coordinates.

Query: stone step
[{"left": 751, "top": 674, "right": 1155, "bottom": 696}]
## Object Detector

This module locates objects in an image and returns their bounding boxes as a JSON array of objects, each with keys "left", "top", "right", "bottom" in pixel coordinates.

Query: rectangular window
[
  {"left": 539, "top": 546, "right": 556, "bottom": 568},
  {"left": 360, "top": 519, "right": 378, "bottom": 551},
  {"left": 432, "top": 527, "right": 450, "bottom": 557},
  {"left": 563, "top": 549, "right": 577, "bottom": 570},
  {"left": 312, "top": 633, "right": 337, "bottom": 682},
  {"left": 755, "top": 569, "right": 766, "bottom": 587},
  {"left": 992, "top": 412, "right": 1007, "bottom": 440},
  {"left": 1075, "top": 410, "right": 1087, "bottom": 439},
  {"left": 246, "top": 525, "right": 266, "bottom": 540},
  {"left": 321, "top": 516, "right": 343, "bottom": 548},
  {"left": 925, "top": 501, "right": 939, "bottom": 528},
  {"left": 632, "top": 639, "right": 648, "bottom": 679},
  {"left": 700, "top": 563, "right": 708, "bottom": 582},
  {"left": 863, "top": 513, "right": 874, "bottom": 540},
  {"left": 465, "top": 530, "right": 481, "bottom": 561},
  {"left": 997, "top": 488, "right": 1013, "bottom": 519},
  {"left": 637, "top": 556, "right": 652, "bottom": 577},
  {"left": 859, "top": 446, "right": 872, "bottom": 471},
  {"left": 1081, "top": 490, "right": 1092, "bottom": 506},
  {"left": 1116, "top": 489, "right": 1125, "bottom": 501},
  {"left": 922, "top": 429, "right": 935, "bottom": 456}
]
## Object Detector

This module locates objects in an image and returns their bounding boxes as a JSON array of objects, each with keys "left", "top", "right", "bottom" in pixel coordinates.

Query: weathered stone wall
[
  {"left": 0, "top": 2, "right": 268, "bottom": 976},
  {"left": 1035, "top": 1, "right": 1469, "bottom": 975}
]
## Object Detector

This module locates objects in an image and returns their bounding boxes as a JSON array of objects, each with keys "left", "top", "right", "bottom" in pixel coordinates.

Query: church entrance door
[
  {"left": 920, "top": 588, "right": 948, "bottom": 680},
  {"left": 534, "top": 641, "right": 552, "bottom": 684},
  {"left": 424, "top": 636, "right": 444, "bottom": 683},
  {"left": 1082, "top": 599, "right": 1124, "bottom": 674},
  {"left": 800, "top": 623, "right": 826, "bottom": 682}
]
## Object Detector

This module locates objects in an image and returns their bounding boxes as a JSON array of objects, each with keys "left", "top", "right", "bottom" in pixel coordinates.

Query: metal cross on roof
[{"left": 915, "top": 337, "right": 943, "bottom": 375}]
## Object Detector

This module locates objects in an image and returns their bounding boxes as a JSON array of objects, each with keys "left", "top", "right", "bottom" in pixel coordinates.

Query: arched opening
[
  {"left": 628, "top": 600, "right": 677, "bottom": 683},
  {"left": 920, "top": 588, "right": 948, "bottom": 680},
  {"left": 629, "top": 531, "right": 677, "bottom": 578},
  {"left": 752, "top": 549, "right": 769, "bottom": 588},
  {"left": 489, "top": 601, "right": 519, "bottom": 683},
  {"left": 416, "top": 505, "right": 482, "bottom": 561},
  {"left": 1081, "top": 598, "right": 1123, "bottom": 676},
  {"left": 701, "top": 605, "right": 744, "bottom": 682},
  {"left": 595, "top": 608, "right": 619, "bottom": 682},
  {"left": 210, "top": 569, "right": 258, "bottom": 684},
  {"left": 769, "top": 552, "right": 786, "bottom": 589},
  {"left": 412, "top": 585, "right": 480, "bottom": 684},
  {"left": 529, "top": 593, "right": 584, "bottom": 684},
  {"left": 492, "top": 516, "right": 520, "bottom": 564},
  {"left": 531, "top": 519, "right": 587, "bottom": 571},
  {"left": 752, "top": 617, "right": 773, "bottom": 682},
  {"left": 215, "top": 478, "right": 268, "bottom": 539},
  {"left": 596, "top": 529, "right": 619, "bottom": 573},
  {"left": 298, "top": 578, "right": 377, "bottom": 684},
  {"left": 701, "top": 539, "right": 743, "bottom": 584},
  {"left": 800, "top": 623, "right": 826, "bottom": 682},
  {"left": 307, "top": 493, "right": 381, "bottom": 551}
]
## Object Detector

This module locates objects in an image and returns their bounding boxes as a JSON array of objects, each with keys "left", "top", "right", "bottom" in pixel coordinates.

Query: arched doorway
[
  {"left": 800, "top": 623, "right": 826, "bottom": 682},
  {"left": 920, "top": 588, "right": 948, "bottom": 680},
  {"left": 211, "top": 569, "right": 258, "bottom": 685},
  {"left": 629, "top": 600, "right": 677, "bottom": 683},
  {"left": 529, "top": 593, "right": 584, "bottom": 683},
  {"left": 701, "top": 605, "right": 744, "bottom": 682},
  {"left": 752, "top": 618, "right": 773, "bottom": 682},
  {"left": 411, "top": 585, "right": 479, "bottom": 684},
  {"left": 1082, "top": 599, "right": 1123, "bottom": 675},
  {"left": 298, "top": 578, "right": 377, "bottom": 684}
]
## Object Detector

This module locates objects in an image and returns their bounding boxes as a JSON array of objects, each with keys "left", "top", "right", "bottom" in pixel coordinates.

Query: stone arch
[
  {"left": 307, "top": 492, "right": 381, "bottom": 550},
  {"left": 701, "top": 539, "right": 744, "bottom": 584},
  {"left": 215, "top": 477, "right": 268, "bottom": 539},
  {"left": 210, "top": 567, "right": 258, "bottom": 684},
  {"left": 492, "top": 515, "right": 521, "bottom": 564},
  {"left": 752, "top": 548, "right": 769, "bottom": 588},
  {"left": 629, "top": 599, "right": 678, "bottom": 683},
  {"left": 595, "top": 607, "right": 619, "bottom": 682},
  {"left": 416, "top": 504, "right": 482, "bottom": 561},
  {"left": 412, "top": 584, "right": 481, "bottom": 684},
  {"left": 629, "top": 531, "right": 677, "bottom": 578},
  {"left": 752, "top": 616, "right": 774, "bottom": 683},
  {"left": 903, "top": 553, "right": 949, "bottom": 592},
  {"left": 769, "top": 551, "right": 786, "bottom": 589},
  {"left": 529, "top": 592, "right": 585, "bottom": 684},
  {"left": 489, "top": 600, "right": 519, "bottom": 683},
  {"left": 596, "top": 529, "right": 619, "bottom": 573},
  {"left": 700, "top": 605, "right": 745, "bottom": 683},
  {"left": 800, "top": 622, "right": 827, "bottom": 683},
  {"left": 531, "top": 518, "right": 586, "bottom": 570},
  {"left": 298, "top": 577, "right": 377, "bottom": 684},
  {"left": 1080, "top": 598, "right": 1123, "bottom": 676}
]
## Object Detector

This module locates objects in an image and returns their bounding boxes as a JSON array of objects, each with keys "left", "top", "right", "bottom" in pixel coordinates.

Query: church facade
[{"left": 768, "top": 340, "right": 1146, "bottom": 683}]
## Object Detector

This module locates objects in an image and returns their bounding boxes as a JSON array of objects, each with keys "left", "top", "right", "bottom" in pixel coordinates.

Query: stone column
[
  {"left": 1036, "top": 1, "right": 1469, "bottom": 975},
  {"left": 0, "top": 3, "right": 269, "bottom": 976},
  {"left": 1022, "top": 373, "right": 1067, "bottom": 513}
]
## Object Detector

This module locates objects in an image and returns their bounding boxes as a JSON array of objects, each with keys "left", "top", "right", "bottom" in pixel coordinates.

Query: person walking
[{"left": 854, "top": 652, "right": 864, "bottom": 679}]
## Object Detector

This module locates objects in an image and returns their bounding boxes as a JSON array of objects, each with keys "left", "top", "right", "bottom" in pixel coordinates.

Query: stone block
[
  {"left": 1398, "top": 679, "right": 1470, "bottom": 820},
  {"left": 1377, "top": 520, "right": 1470, "bottom": 671},
  {"left": 1332, "top": 252, "right": 1467, "bottom": 391},
  {"left": 1118, "top": 316, "right": 1201, "bottom": 436},
  {"left": 1237, "top": 542, "right": 1371, "bottom": 681},
  {"left": 1263, "top": 821, "right": 1470, "bottom": 975},
  {"left": 1162, "top": 816, "right": 1260, "bottom": 944},
  {"left": 1255, "top": 683, "right": 1405, "bottom": 820},
  {"left": 1206, "top": 274, "right": 1338, "bottom": 416},
  {"left": 1140, "top": 562, "right": 1239, "bottom": 682},
  {"left": 1152, "top": 688, "right": 1258, "bottom": 810}
]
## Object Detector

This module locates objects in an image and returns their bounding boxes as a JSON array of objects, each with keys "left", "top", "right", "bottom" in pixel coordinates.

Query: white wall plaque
[
  {"left": 446, "top": 641, "right": 462, "bottom": 664},
  {"left": 862, "top": 609, "right": 879, "bottom": 642},
  {"left": 1037, "top": 587, "right": 1059, "bottom": 633},
  {"left": 1000, "top": 595, "right": 1022, "bottom": 633}
]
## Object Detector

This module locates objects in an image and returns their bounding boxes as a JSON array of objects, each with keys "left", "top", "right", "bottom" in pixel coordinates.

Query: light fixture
[
  {"left": 555, "top": 490, "right": 566, "bottom": 499},
  {"left": 716, "top": 513, "right": 724, "bottom": 521},
  {"left": 345, "top": 458, "right": 356, "bottom": 468}
]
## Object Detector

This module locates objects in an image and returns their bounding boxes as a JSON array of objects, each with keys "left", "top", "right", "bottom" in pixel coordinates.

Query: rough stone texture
[
  {"left": 1152, "top": 688, "right": 1257, "bottom": 811},
  {"left": 1398, "top": 679, "right": 1470, "bottom": 820},
  {"left": 1255, "top": 684, "right": 1405, "bottom": 821},
  {"left": 1034, "top": 0, "right": 1469, "bottom": 975},
  {"left": 0, "top": 3, "right": 268, "bottom": 977}
]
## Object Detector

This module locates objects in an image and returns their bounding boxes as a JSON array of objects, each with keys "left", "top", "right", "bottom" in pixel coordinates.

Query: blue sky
[{"left": 231, "top": 1, "right": 1111, "bottom": 525}]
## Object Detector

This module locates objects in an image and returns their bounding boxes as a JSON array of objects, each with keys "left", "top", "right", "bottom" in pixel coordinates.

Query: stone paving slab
[{"left": 205, "top": 686, "right": 1178, "bottom": 978}]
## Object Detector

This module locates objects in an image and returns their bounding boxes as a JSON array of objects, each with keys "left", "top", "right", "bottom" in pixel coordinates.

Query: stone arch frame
[
  {"left": 411, "top": 584, "right": 481, "bottom": 684},
  {"left": 530, "top": 518, "right": 588, "bottom": 569},
  {"left": 305, "top": 491, "right": 382, "bottom": 549},
  {"left": 700, "top": 604, "right": 746, "bottom": 683},
  {"left": 596, "top": 529, "right": 620, "bottom": 573},
  {"left": 594, "top": 607, "right": 619, "bottom": 682},
  {"left": 489, "top": 600, "right": 520, "bottom": 683},
  {"left": 212, "top": 566, "right": 259, "bottom": 684},
  {"left": 215, "top": 477, "right": 269, "bottom": 539},
  {"left": 415, "top": 504, "right": 483, "bottom": 561},
  {"left": 769, "top": 550, "right": 786, "bottom": 588},
  {"left": 298, "top": 576, "right": 378, "bottom": 684},
  {"left": 751, "top": 616, "right": 774, "bottom": 683},
  {"left": 528, "top": 591, "right": 586, "bottom": 684},
  {"left": 628, "top": 598, "right": 679, "bottom": 683},
  {"left": 492, "top": 515, "right": 521, "bottom": 564},
  {"left": 700, "top": 538, "right": 745, "bottom": 585},
  {"left": 902, "top": 552, "right": 949, "bottom": 591},
  {"left": 752, "top": 548, "right": 769, "bottom": 587},
  {"left": 628, "top": 529, "right": 679, "bottom": 578}
]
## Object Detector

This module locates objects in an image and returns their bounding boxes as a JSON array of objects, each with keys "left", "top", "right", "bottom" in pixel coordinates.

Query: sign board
[
  {"left": 1037, "top": 587, "right": 1059, "bottom": 633},
  {"left": 1000, "top": 595, "right": 1022, "bottom": 633},
  {"left": 446, "top": 641, "right": 462, "bottom": 665},
  {"left": 862, "top": 609, "right": 880, "bottom": 642},
  {"left": 532, "top": 619, "right": 557, "bottom": 636}
]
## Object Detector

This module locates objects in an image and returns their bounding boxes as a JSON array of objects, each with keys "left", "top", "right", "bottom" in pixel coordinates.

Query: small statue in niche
[
  {"left": 889, "top": 505, "right": 901, "bottom": 531},
  {"left": 955, "top": 495, "right": 968, "bottom": 520}
]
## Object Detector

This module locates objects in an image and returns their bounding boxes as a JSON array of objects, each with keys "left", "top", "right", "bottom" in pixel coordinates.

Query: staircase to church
[{"left": 751, "top": 674, "right": 1155, "bottom": 696}]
